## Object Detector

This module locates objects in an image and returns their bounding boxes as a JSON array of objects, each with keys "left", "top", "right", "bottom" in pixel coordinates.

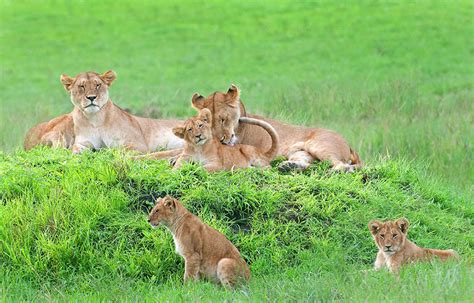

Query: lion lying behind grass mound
[{"left": 24, "top": 70, "right": 185, "bottom": 154}]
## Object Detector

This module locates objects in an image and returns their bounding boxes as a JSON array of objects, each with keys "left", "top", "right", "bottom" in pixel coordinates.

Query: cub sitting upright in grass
[
  {"left": 369, "top": 218, "right": 459, "bottom": 273},
  {"left": 171, "top": 108, "right": 279, "bottom": 172},
  {"left": 148, "top": 196, "right": 250, "bottom": 287}
]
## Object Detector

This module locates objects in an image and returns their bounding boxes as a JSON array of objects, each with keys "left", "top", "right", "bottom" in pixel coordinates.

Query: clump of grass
[{"left": 0, "top": 148, "right": 471, "bottom": 301}]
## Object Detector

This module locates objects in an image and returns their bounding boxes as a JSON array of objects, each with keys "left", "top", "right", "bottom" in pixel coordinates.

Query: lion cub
[
  {"left": 172, "top": 108, "right": 279, "bottom": 172},
  {"left": 148, "top": 196, "right": 250, "bottom": 287},
  {"left": 369, "top": 218, "right": 458, "bottom": 273}
]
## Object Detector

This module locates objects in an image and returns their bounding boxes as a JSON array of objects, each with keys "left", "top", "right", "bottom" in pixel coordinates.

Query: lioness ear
[
  {"left": 396, "top": 218, "right": 409, "bottom": 234},
  {"left": 100, "top": 70, "right": 117, "bottom": 86},
  {"left": 60, "top": 74, "right": 75, "bottom": 91},
  {"left": 172, "top": 126, "right": 185, "bottom": 139},
  {"left": 191, "top": 93, "right": 205, "bottom": 110},
  {"left": 226, "top": 84, "right": 240, "bottom": 104},
  {"left": 368, "top": 220, "right": 382, "bottom": 235}
]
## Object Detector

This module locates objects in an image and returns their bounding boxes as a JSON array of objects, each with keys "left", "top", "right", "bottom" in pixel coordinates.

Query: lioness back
[{"left": 24, "top": 113, "right": 74, "bottom": 150}]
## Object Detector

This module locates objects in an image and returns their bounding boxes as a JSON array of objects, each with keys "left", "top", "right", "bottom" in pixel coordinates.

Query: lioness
[
  {"left": 60, "top": 70, "right": 184, "bottom": 153},
  {"left": 171, "top": 108, "right": 279, "bottom": 172},
  {"left": 369, "top": 218, "right": 458, "bottom": 273},
  {"left": 148, "top": 196, "right": 250, "bottom": 287},
  {"left": 191, "top": 85, "right": 361, "bottom": 172},
  {"left": 24, "top": 113, "right": 74, "bottom": 150}
]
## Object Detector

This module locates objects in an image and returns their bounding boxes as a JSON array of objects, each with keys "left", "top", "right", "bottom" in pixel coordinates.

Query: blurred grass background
[{"left": 0, "top": 0, "right": 472, "bottom": 193}]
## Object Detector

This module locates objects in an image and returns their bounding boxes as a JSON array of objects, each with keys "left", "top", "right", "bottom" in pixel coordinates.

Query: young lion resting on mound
[
  {"left": 148, "top": 196, "right": 250, "bottom": 287},
  {"left": 369, "top": 218, "right": 458, "bottom": 273},
  {"left": 171, "top": 108, "right": 279, "bottom": 172},
  {"left": 59, "top": 70, "right": 184, "bottom": 154}
]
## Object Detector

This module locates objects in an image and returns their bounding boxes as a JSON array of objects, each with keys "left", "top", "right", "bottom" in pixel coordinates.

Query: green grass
[
  {"left": 0, "top": 0, "right": 473, "bottom": 193},
  {"left": 0, "top": 148, "right": 472, "bottom": 301},
  {"left": 1, "top": 0, "right": 473, "bottom": 301}
]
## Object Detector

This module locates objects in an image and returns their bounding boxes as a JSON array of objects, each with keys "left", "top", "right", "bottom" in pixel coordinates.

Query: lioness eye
[
  {"left": 198, "top": 124, "right": 203, "bottom": 128},
  {"left": 96, "top": 84, "right": 101, "bottom": 89},
  {"left": 79, "top": 85, "right": 85, "bottom": 89},
  {"left": 188, "top": 128, "right": 192, "bottom": 132},
  {"left": 380, "top": 234, "right": 385, "bottom": 239},
  {"left": 393, "top": 234, "right": 397, "bottom": 238}
]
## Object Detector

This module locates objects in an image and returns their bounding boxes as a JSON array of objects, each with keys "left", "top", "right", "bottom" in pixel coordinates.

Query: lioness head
[
  {"left": 148, "top": 195, "right": 179, "bottom": 227},
  {"left": 173, "top": 109, "right": 213, "bottom": 146},
  {"left": 60, "top": 70, "right": 116, "bottom": 114},
  {"left": 191, "top": 84, "right": 241, "bottom": 145},
  {"left": 369, "top": 218, "right": 409, "bottom": 255}
]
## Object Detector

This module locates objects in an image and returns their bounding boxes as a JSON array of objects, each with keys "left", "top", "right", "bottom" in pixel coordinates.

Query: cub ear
[
  {"left": 396, "top": 218, "right": 409, "bottom": 234},
  {"left": 199, "top": 108, "right": 212, "bottom": 124},
  {"left": 163, "top": 196, "right": 176, "bottom": 210},
  {"left": 191, "top": 93, "right": 205, "bottom": 109},
  {"left": 368, "top": 220, "right": 382, "bottom": 235},
  {"left": 60, "top": 74, "right": 75, "bottom": 91},
  {"left": 226, "top": 84, "right": 240, "bottom": 104},
  {"left": 100, "top": 70, "right": 117, "bottom": 86},
  {"left": 172, "top": 126, "right": 185, "bottom": 139}
]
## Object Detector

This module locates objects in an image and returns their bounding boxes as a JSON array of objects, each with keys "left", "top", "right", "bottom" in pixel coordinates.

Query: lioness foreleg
[{"left": 72, "top": 141, "right": 94, "bottom": 154}]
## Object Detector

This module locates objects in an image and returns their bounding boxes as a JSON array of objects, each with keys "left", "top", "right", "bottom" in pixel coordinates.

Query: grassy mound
[{"left": 0, "top": 148, "right": 472, "bottom": 301}]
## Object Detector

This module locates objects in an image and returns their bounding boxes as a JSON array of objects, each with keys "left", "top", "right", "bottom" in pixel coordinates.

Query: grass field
[
  {"left": 0, "top": 0, "right": 473, "bottom": 301},
  {"left": 1, "top": 149, "right": 473, "bottom": 301}
]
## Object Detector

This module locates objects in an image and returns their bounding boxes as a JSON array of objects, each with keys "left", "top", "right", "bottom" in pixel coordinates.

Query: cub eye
[
  {"left": 187, "top": 128, "right": 192, "bottom": 132},
  {"left": 198, "top": 124, "right": 203, "bottom": 128},
  {"left": 392, "top": 234, "right": 398, "bottom": 238},
  {"left": 96, "top": 84, "right": 101, "bottom": 89},
  {"left": 220, "top": 119, "right": 225, "bottom": 124},
  {"left": 380, "top": 234, "right": 385, "bottom": 239},
  {"left": 79, "top": 85, "right": 85, "bottom": 89}
]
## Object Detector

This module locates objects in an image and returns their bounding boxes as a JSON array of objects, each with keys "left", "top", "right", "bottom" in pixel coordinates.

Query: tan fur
[
  {"left": 369, "top": 218, "right": 459, "bottom": 273},
  {"left": 60, "top": 70, "right": 184, "bottom": 153},
  {"left": 24, "top": 114, "right": 75, "bottom": 150},
  {"left": 148, "top": 196, "right": 250, "bottom": 287},
  {"left": 191, "top": 84, "right": 362, "bottom": 172},
  {"left": 171, "top": 108, "right": 279, "bottom": 172}
]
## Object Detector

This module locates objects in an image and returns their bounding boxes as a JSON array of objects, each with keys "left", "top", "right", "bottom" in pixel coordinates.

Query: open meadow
[{"left": 0, "top": 0, "right": 473, "bottom": 301}]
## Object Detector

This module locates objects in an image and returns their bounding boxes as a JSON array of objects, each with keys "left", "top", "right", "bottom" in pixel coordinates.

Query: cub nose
[
  {"left": 385, "top": 245, "right": 392, "bottom": 249},
  {"left": 86, "top": 95, "right": 97, "bottom": 101},
  {"left": 195, "top": 134, "right": 202, "bottom": 138}
]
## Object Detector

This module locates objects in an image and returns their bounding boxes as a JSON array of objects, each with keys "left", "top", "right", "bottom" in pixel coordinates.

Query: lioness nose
[
  {"left": 385, "top": 245, "right": 392, "bottom": 249},
  {"left": 195, "top": 135, "right": 201, "bottom": 138},
  {"left": 86, "top": 95, "right": 97, "bottom": 101}
]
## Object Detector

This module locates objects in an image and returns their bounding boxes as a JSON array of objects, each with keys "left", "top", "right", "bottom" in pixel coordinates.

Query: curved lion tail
[{"left": 238, "top": 117, "right": 279, "bottom": 160}]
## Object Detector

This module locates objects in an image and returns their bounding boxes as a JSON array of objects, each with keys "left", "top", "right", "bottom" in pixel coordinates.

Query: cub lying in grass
[
  {"left": 369, "top": 218, "right": 459, "bottom": 273},
  {"left": 148, "top": 196, "right": 250, "bottom": 287},
  {"left": 171, "top": 108, "right": 279, "bottom": 172}
]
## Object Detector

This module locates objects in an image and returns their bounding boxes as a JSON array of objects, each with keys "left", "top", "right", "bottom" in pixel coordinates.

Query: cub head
[
  {"left": 191, "top": 84, "right": 241, "bottom": 145},
  {"left": 173, "top": 108, "right": 213, "bottom": 146},
  {"left": 369, "top": 218, "right": 409, "bottom": 255},
  {"left": 148, "top": 195, "right": 179, "bottom": 227},
  {"left": 60, "top": 70, "right": 116, "bottom": 114}
]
